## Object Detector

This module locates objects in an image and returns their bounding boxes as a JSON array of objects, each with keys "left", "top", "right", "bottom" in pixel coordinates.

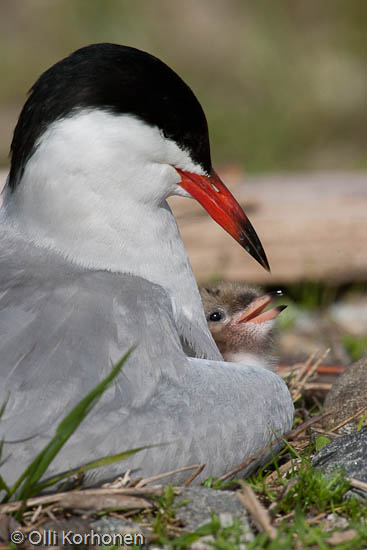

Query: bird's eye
[{"left": 209, "top": 311, "right": 223, "bottom": 322}]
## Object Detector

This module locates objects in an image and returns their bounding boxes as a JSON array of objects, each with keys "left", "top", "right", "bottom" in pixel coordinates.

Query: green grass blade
[
  {"left": 36, "top": 442, "right": 166, "bottom": 493},
  {"left": 5, "top": 348, "right": 133, "bottom": 502},
  {"left": 0, "top": 473, "right": 10, "bottom": 494},
  {"left": 0, "top": 395, "right": 9, "bottom": 420},
  {"left": 0, "top": 396, "right": 10, "bottom": 493}
]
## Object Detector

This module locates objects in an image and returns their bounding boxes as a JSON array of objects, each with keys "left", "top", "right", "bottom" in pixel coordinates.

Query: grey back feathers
[{"left": 0, "top": 228, "right": 293, "bottom": 487}]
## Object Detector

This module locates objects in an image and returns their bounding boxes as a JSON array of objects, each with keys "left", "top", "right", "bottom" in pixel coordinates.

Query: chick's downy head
[{"left": 200, "top": 282, "right": 286, "bottom": 370}]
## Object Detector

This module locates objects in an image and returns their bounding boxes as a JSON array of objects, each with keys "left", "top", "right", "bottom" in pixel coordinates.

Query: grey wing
[
  {"left": 0, "top": 233, "right": 186, "bottom": 479},
  {"left": 0, "top": 233, "right": 294, "bottom": 488}
]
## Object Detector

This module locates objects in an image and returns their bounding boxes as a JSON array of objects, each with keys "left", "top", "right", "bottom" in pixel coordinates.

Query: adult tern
[{"left": 0, "top": 44, "right": 293, "bottom": 488}]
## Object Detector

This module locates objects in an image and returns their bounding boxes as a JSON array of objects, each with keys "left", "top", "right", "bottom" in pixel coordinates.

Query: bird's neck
[{"left": 3, "top": 110, "right": 220, "bottom": 358}]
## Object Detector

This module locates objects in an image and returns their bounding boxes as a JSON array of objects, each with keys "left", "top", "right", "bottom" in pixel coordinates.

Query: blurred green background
[{"left": 0, "top": 0, "right": 365, "bottom": 172}]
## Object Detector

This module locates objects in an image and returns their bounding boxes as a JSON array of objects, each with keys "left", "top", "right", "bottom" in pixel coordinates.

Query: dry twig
[
  {"left": 183, "top": 464, "right": 206, "bottom": 487},
  {"left": 218, "top": 450, "right": 263, "bottom": 482},
  {"left": 0, "top": 486, "right": 177, "bottom": 515},
  {"left": 287, "top": 412, "right": 332, "bottom": 440},
  {"left": 291, "top": 349, "right": 330, "bottom": 402},
  {"left": 311, "top": 429, "right": 341, "bottom": 439},
  {"left": 236, "top": 481, "right": 277, "bottom": 540},
  {"left": 135, "top": 464, "right": 202, "bottom": 488},
  {"left": 347, "top": 477, "right": 367, "bottom": 492},
  {"left": 265, "top": 459, "right": 301, "bottom": 484},
  {"left": 328, "top": 406, "right": 367, "bottom": 433},
  {"left": 303, "top": 382, "right": 332, "bottom": 392}
]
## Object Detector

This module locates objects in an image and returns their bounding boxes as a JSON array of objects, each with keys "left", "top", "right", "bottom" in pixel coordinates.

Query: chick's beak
[
  {"left": 236, "top": 291, "right": 287, "bottom": 324},
  {"left": 177, "top": 168, "right": 270, "bottom": 272}
]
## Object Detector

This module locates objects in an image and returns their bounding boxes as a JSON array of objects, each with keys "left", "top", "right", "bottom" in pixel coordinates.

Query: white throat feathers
[{"left": 3, "top": 110, "right": 219, "bottom": 359}]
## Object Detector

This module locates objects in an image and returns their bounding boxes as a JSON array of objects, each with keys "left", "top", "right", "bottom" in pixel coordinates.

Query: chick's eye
[{"left": 209, "top": 311, "right": 223, "bottom": 322}]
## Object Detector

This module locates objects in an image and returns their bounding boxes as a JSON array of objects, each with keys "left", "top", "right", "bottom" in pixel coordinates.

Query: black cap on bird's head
[
  {"left": 9, "top": 43, "right": 269, "bottom": 271},
  {"left": 9, "top": 43, "right": 211, "bottom": 190}
]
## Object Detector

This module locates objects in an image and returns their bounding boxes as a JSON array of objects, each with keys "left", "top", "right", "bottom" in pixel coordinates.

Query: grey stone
[
  {"left": 324, "top": 514, "right": 349, "bottom": 531},
  {"left": 323, "top": 356, "right": 367, "bottom": 432},
  {"left": 312, "top": 429, "right": 367, "bottom": 499},
  {"left": 21, "top": 487, "right": 256, "bottom": 549},
  {"left": 330, "top": 299, "right": 367, "bottom": 337},
  {"left": 89, "top": 487, "right": 254, "bottom": 548},
  {"left": 175, "top": 486, "right": 254, "bottom": 540}
]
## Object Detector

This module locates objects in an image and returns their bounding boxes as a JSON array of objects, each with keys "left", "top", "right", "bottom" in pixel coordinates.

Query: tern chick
[{"left": 201, "top": 282, "right": 287, "bottom": 371}]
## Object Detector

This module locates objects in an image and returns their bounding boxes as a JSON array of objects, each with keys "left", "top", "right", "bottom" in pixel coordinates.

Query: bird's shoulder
[
  {"left": 0, "top": 225, "right": 186, "bottom": 443},
  {"left": 0, "top": 225, "right": 182, "bottom": 381},
  {"left": 0, "top": 224, "right": 175, "bottom": 318}
]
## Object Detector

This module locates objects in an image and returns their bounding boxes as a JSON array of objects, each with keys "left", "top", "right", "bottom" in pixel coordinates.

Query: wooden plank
[
  {"left": 169, "top": 170, "right": 367, "bottom": 283},
  {"left": 1, "top": 169, "right": 366, "bottom": 283}
]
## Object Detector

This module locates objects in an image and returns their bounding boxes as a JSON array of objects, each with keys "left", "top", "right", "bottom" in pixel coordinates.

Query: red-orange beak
[
  {"left": 177, "top": 168, "right": 270, "bottom": 271},
  {"left": 236, "top": 291, "right": 287, "bottom": 324}
]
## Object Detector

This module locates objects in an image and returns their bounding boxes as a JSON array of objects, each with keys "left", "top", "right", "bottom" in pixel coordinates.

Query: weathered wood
[
  {"left": 169, "top": 170, "right": 367, "bottom": 283},
  {"left": 0, "top": 486, "right": 172, "bottom": 514},
  {"left": 1, "top": 169, "right": 366, "bottom": 283}
]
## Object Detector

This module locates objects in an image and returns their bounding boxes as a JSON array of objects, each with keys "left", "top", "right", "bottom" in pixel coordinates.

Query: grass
[
  {"left": 2, "top": 392, "right": 366, "bottom": 550},
  {"left": 3, "top": 351, "right": 365, "bottom": 550},
  {"left": 152, "top": 443, "right": 367, "bottom": 550},
  {"left": 152, "top": 486, "right": 179, "bottom": 538},
  {"left": 152, "top": 510, "right": 367, "bottom": 550},
  {"left": 137, "top": 422, "right": 367, "bottom": 549},
  {"left": 274, "top": 465, "right": 351, "bottom": 516},
  {"left": 161, "top": 514, "right": 245, "bottom": 549},
  {"left": 247, "top": 514, "right": 367, "bottom": 550},
  {"left": 0, "top": 348, "right": 158, "bottom": 522},
  {"left": 343, "top": 335, "right": 367, "bottom": 362},
  {"left": 245, "top": 440, "right": 365, "bottom": 520},
  {"left": 144, "top": 375, "right": 367, "bottom": 550},
  {"left": 4, "top": 351, "right": 134, "bottom": 504}
]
